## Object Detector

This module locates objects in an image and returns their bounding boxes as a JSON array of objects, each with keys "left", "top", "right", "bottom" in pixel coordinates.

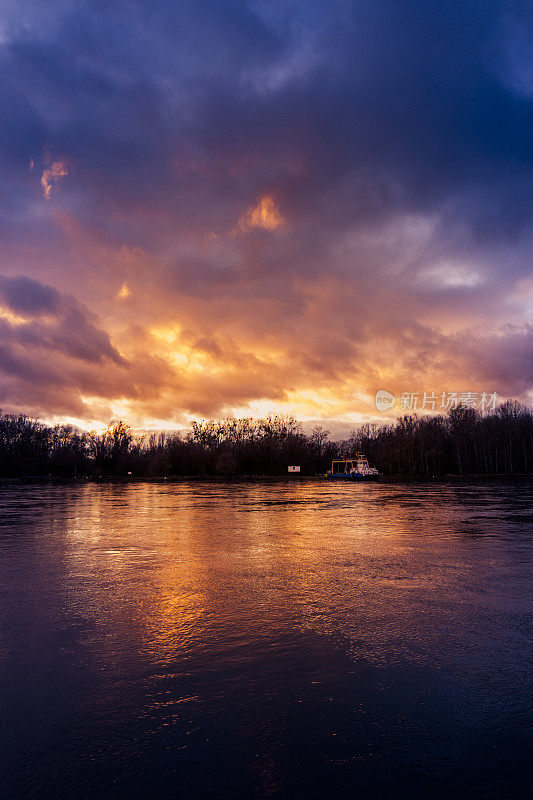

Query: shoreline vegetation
[{"left": 0, "top": 400, "right": 532, "bottom": 479}]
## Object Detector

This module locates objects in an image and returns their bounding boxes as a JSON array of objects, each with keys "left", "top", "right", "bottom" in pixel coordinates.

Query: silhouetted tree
[{"left": 0, "top": 403, "right": 531, "bottom": 478}]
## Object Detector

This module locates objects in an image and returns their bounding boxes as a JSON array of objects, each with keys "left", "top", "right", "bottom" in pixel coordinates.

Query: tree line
[{"left": 0, "top": 401, "right": 531, "bottom": 479}]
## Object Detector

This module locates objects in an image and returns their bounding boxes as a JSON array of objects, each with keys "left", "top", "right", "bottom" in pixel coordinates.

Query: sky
[{"left": 0, "top": 0, "right": 532, "bottom": 431}]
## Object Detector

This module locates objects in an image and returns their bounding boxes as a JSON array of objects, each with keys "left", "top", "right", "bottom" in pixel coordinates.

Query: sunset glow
[
  {"left": 0, "top": 1, "right": 532, "bottom": 429},
  {"left": 1, "top": 7, "right": 532, "bottom": 798}
]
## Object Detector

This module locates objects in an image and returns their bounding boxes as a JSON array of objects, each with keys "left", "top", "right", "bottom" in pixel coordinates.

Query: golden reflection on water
[
  {"left": 1, "top": 478, "right": 530, "bottom": 800},
  {"left": 57, "top": 480, "right": 494, "bottom": 675}
]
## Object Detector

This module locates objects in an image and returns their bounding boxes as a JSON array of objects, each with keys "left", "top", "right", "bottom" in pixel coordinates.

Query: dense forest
[{"left": 0, "top": 400, "right": 531, "bottom": 479}]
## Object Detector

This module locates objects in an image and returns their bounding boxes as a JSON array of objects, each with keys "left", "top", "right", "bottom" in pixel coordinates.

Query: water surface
[{"left": 0, "top": 479, "right": 531, "bottom": 799}]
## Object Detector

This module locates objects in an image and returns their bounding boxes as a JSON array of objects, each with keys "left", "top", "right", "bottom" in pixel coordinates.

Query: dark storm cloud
[
  {"left": 2, "top": 0, "right": 531, "bottom": 246},
  {"left": 0, "top": 272, "right": 182, "bottom": 419},
  {"left": 0, "top": 276, "right": 59, "bottom": 314},
  {"left": 0, "top": 275, "right": 124, "bottom": 365},
  {"left": 0, "top": 0, "right": 531, "bottom": 420},
  {"left": 0, "top": 275, "right": 135, "bottom": 416}
]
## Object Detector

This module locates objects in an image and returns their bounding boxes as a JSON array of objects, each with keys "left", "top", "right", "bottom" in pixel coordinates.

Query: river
[{"left": 0, "top": 479, "right": 531, "bottom": 799}]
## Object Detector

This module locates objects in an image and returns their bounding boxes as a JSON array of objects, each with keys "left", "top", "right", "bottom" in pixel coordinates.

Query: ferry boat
[{"left": 326, "top": 454, "right": 380, "bottom": 480}]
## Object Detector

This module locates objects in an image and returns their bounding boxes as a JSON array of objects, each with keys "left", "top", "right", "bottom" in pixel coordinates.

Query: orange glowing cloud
[
  {"left": 117, "top": 282, "right": 131, "bottom": 299},
  {"left": 41, "top": 160, "right": 68, "bottom": 199},
  {"left": 236, "top": 195, "right": 284, "bottom": 233}
]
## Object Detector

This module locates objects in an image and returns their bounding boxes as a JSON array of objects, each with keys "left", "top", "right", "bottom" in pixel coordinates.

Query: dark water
[{"left": 0, "top": 480, "right": 531, "bottom": 799}]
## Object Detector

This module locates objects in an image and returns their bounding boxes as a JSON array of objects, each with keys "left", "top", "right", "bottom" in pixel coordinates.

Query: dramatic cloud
[
  {"left": 0, "top": 0, "right": 531, "bottom": 426},
  {"left": 0, "top": 276, "right": 133, "bottom": 417}
]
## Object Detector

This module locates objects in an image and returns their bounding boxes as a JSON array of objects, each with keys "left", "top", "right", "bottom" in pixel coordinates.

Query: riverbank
[{"left": 5, "top": 472, "right": 533, "bottom": 485}]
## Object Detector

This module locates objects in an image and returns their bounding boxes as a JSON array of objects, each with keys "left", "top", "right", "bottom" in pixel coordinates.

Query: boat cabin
[
  {"left": 326, "top": 454, "right": 379, "bottom": 478},
  {"left": 330, "top": 455, "right": 370, "bottom": 474}
]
